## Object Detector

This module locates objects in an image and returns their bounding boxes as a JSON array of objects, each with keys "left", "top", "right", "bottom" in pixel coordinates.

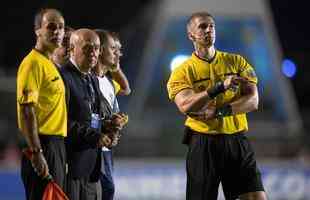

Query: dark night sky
[
  {"left": 0, "top": 0, "right": 309, "bottom": 107},
  {"left": 269, "top": 0, "right": 310, "bottom": 53},
  {"left": 268, "top": 0, "right": 310, "bottom": 108},
  {"left": 0, "top": 0, "right": 151, "bottom": 69}
]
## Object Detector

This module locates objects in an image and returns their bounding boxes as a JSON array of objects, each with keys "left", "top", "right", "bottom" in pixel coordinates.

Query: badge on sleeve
[{"left": 246, "top": 68, "right": 257, "bottom": 78}]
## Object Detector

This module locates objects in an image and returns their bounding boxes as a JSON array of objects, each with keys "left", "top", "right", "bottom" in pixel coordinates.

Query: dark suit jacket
[{"left": 60, "top": 61, "right": 104, "bottom": 181}]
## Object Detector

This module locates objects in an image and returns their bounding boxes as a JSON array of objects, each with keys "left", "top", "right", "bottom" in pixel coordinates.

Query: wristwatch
[{"left": 30, "top": 147, "right": 43, "bottom": 154}]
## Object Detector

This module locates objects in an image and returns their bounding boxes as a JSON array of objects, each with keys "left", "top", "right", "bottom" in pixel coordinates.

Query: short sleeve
[
  {"left": 112, "top": 80, "right": 121, "bottom": 95},
  {"left": 167, "top": 66, "right": 192, "bottom": 101},
  {"left": 236, "top": 55, "right": 258, "bottom": 84},
  {"left": 17, "top": 59, "right": 42, "bottom": 105}
]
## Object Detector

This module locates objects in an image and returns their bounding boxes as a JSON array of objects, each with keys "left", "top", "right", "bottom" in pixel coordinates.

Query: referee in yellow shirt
[
  {"left": 16, "top": 8, "right": 67, "bottom": 200},
  {"left": 167, "top": 12, "right": 267, "bottom": 200}
]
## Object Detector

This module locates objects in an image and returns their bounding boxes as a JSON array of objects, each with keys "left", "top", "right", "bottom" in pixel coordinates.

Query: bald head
[
  {"left": 70, "top": 28, "right": 100, "bottom": 72},
  {"left": 70, "top": 28, "right": 99, "bottom": 46}
]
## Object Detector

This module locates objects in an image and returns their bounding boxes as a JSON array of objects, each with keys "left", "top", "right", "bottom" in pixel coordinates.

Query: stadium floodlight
[
  {"left": 170, "top": 54, "right": 190, "bottom": 71},
  {"left": 282, "top": 59, "right": 297, "bottom": 78}
]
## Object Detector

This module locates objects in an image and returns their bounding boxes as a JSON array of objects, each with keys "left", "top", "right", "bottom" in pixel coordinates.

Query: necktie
[{"left": 84, "top": 75, "right": 96, "bottom": 112}]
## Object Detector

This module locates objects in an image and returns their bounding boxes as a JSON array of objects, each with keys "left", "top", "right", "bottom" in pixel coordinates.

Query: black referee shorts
[
  {"left": 21, "top": 135, "right": 66, "bottom": 200},
  {"left": 186, "top": 129, "right": 264, "bottom": 200}
]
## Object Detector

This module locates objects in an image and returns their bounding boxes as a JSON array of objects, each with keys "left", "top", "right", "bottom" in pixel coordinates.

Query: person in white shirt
[{"left": 93, "top": 29, "right": 130, "bottom": 200}]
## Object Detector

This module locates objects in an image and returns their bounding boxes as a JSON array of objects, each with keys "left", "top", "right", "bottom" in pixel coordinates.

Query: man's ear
[
  {"left": 35, "top": 29, "right": 41, "bottom": 37},
  {"left": 188, "top": 32, "right": 195, "bottom": 41}
]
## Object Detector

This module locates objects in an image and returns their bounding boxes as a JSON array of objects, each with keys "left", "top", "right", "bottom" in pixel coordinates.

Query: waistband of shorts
[
  {"left": 189, "top": 129, "right": 246, "bottom": 138},
  {"left": 188, "top": 130, "right": 246, "bottom": 146},
  {"left": 39, "top": 134, "right": 65, "bottom": 141}
]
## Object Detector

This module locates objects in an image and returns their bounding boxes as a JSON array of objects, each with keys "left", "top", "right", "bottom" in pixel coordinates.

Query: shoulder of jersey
[{"left": 172, "top": 57, "right": 193, "bottom": 72}]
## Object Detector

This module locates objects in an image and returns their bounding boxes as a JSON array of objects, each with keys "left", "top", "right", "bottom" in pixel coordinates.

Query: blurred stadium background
[{"left": 0, "top": 0, "right": 310, "bottom": 199}]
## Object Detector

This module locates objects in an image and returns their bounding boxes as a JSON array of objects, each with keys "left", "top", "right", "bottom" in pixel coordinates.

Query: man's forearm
[
  {"left": 182, "top": 81, "right": 229, "bottom": 113},
  {"left": 230, "top": 83, "right": 259, "bottom": 115},
  {"left": 21, "top": 104, "right": 42, "bottom": 150},
  {"left": 178, "top": 90, "right": 212, "bottom": 113},
  {"left": 230, "top": 93, "right": 258, "bottom": 115}
]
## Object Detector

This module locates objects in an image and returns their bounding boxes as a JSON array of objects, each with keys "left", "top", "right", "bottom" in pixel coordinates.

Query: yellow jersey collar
[{"left": 192, "top": 50, "right": 218, "bottom": 64}]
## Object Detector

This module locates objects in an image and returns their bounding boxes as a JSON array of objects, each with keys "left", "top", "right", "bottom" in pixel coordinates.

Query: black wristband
[
  {"left": 207, "top": 82, "right": 225, "bottom": 99},
  {"left": 215, "top": 104, "right": 233, "bottom": 118}
]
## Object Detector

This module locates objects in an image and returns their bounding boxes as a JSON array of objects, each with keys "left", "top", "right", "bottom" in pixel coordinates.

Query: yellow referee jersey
[
  {"left": 167, "top": 51, "right": 258, "bottom": 134},
  {"left": 17, "top": 49, "right": 67, "bottom": 137},
  {"left": 112, "top": 79, "right": 121, "bottom": 94}
]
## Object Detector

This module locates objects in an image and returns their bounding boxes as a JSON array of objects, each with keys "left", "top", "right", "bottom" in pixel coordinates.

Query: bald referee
[{"left": 167, "top": 11, "right": 267, "bottom": 200}]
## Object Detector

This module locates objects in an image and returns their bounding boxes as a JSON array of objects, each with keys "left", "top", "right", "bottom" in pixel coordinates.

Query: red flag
[{"left": 42, "top": 179, "right": 69, "bottom": 200}]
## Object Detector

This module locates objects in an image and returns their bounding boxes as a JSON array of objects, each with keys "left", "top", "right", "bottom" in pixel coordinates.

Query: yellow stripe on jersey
[
  {"left": 167, "top": 51, "right": 258, "bottom": 134},
  {"left": 17, "top": 49, "right": 67, "bottom": 137}
]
